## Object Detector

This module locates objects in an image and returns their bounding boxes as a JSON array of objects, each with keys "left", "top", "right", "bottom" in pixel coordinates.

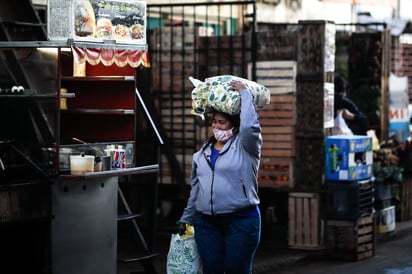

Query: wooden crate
[
  {"left": 294, "top": 135, "right": 325, "bottom": 188},
  {"left": 199, "top": 64, "right": 244, "bottom": 79},
  {"left": 160, "top": 154, "right": 193, "bottom": 185},
  {"left": 261, "top": 124, "right": 295, "bottom": 157},
  {"left": 0, "top": 184, "right": 50, "bottom": 224},
  {"left": 296, "top": 81, "right": 332, "bottom": 132},
  {"left": 248, "top": 61, "right": 296, "bottom": 95},
  {"left": 198, "top": 35, "right": 252, "bottom": 66},
  {"left": 199, "top": 35, "right": 248, "bottom": 49},
  {"left": 297, "top": 21, "right": 335, "bottom": 75},
  {"left": 150, "top": 27, "right": 199, "bottom": 50},
  {"left": 260, "top": 92, "right": 296, "bottom": 158},
  {"left": 288, "top": 192, "right": 323, "bottom": 250},
  {"left": 398, "top": 173, "right": 412, "bottom": 221},
  {"left": 198, "top": 49, "right": 247, "bottom": 65},
  {"left": 256, "top": 30, "right": 298, "bottom": 61},
  {"left": 151, "top": 50, "right": 198, "bottom": 63},
  {"left": 252, "top": 61, "right": 296, "bottom": 157},
  {"left": 326, "top": 214, "right": 375, "bottom": 261},
  {"left": 250, "top": 61, "right": 297, "bottom": 189},
  {"left": 259, "top": 157, "right": 294, "bottom": 189}
]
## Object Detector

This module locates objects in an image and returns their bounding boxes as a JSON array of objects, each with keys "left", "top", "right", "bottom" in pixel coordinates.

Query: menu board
[
  {"left": 73, "top": 0, "right": 147, "bottom": 44},
  {"left": 47, "top": 0, "right": 146, "bottom": 45}
]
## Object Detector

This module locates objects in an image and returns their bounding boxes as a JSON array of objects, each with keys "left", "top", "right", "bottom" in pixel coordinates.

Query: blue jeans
[{"left": 194, "top": 211, "right": 261, "bottom": 274}]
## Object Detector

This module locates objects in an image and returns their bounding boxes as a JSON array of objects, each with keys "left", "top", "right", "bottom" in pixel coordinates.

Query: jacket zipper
[
  {"left": 203, "top": 150, "right": 215, "bottom": 215},
  {"left": 210, "top": 171, "right": 215, "bottom": 215},
  {"left": 240, "top": 178, "right": 247, "bottom": 198}
]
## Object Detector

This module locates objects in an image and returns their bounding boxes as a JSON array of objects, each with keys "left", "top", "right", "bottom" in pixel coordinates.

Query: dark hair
[
  {"left": 334, "top": 75, "right": 347, "bottom": 93},
  {"left": 212, "top": 109, "right": 240, "bottom": 129}
]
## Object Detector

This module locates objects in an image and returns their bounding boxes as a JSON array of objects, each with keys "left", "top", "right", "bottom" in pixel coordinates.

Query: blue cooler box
[{"left": 325, "top": 135, "right": 373, "bottom": 181}]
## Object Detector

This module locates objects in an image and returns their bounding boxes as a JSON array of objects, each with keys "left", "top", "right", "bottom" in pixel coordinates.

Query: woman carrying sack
[{"left": 178, "top": 80, "right": 262, "bottom": 274}]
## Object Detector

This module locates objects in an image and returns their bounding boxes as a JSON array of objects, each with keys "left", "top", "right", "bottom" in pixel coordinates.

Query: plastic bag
[
  {"left": 332, "top": 110, "right": 353, "bottom": 135},
  {"left": 166, "top": 225, "right": 202, "bottom": 274},
  {"left": 189, "top": 75, "right": 270, "bottom": 117}
]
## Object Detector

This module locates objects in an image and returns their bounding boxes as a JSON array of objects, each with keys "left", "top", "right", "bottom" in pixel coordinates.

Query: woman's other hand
[{"left": 229, "top": 81, "right": 247, "bottom": 91}]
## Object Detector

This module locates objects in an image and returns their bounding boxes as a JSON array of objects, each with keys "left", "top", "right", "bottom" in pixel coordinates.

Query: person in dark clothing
[{"left": 334, "top": 75, "right": 369, "bottom": 135}]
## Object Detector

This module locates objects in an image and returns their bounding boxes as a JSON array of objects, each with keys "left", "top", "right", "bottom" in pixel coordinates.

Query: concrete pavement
[{"left": 118, "top": 219, "right": 412, "bottom": 274}]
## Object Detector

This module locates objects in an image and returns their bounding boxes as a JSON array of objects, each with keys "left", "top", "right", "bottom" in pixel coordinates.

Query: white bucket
[{"left": 70, "top": 155, "right": 95, "bottom": 175}]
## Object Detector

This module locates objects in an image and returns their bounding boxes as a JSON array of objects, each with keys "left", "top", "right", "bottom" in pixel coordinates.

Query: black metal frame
[{"left": 147, "top": 1, "right": 257, "bottom": 185}]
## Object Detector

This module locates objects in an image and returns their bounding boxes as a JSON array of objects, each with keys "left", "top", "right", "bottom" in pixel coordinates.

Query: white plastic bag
[
  {"left": 166, "top": 233, "right": 202, "bottom": 274},
  {"left": 332, "top": 110, "right": 353, "bottom": 135}
]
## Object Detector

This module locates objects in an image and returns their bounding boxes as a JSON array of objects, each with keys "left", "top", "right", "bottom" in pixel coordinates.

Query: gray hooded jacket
[{"left": 179, "top": 89, "right": 262, "bottom": 225}]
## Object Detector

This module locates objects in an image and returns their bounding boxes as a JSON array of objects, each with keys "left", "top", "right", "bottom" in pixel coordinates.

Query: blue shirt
[{"left": 210, "top": 146, "right": 219, "bottom": 170}]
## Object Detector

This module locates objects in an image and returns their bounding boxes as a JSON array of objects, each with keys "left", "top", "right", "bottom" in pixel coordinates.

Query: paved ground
[
  {"left": 118, "top": 220, "right": 412, "bottom": 274},
  {"left": 272, "top": 230, "right": 412, "bottom": 274}
]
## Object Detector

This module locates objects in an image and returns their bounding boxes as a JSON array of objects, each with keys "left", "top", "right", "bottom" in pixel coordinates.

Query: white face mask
[{"left": 213, "top": 127, "right": 234, "bottom": 142}]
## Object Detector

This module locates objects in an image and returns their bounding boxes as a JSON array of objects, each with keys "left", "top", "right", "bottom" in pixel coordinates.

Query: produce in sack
[{"left": 189, "top": 75, "right": 270, "bottom": 118}]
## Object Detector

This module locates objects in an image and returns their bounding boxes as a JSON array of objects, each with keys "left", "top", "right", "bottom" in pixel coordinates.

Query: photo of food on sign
[{"left": 73, "top": 0, "right": 146, "bottom": 44}]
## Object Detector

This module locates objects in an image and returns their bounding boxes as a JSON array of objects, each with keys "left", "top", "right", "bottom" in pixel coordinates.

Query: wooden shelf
[
  {"left": 59, "top": 164, "right": 159, "bottom": 180},
  {"left": 0, "top": 93, "right": 56, "bottom": 99},
  {"left": 58, "top": 49, "right": 137, "bottom": 155},
  {"left": 62, "top": 76, "right": 135, "bottom": 81},
  {"left": 61, "top": 109, "right": 135, "bottom": 115}
]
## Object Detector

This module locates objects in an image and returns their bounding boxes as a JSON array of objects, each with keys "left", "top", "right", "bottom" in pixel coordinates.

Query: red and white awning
[{"left": 72, "top": 46, "right": 150, "bottom": 68}]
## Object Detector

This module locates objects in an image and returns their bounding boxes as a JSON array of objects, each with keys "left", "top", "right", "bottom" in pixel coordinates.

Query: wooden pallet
[
  {"left": 288, "top": 192, "right": 322, "bottom": 250},
  {"left": 326, "top": 214, "right": 375, "bottom": 261}
]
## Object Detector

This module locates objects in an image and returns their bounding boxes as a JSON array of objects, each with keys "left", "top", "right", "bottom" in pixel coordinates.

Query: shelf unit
[{"left": 58, "top": 50, "right": 137, "bottom": 165}]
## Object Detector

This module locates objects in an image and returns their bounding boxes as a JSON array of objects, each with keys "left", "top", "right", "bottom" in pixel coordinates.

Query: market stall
[{"left": 0, "top": 1, "right": 162, "bottom": 273}]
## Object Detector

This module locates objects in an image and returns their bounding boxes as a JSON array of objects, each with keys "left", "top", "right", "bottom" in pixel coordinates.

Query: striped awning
[{"left": 72, "top": 46, "right": 150, "bottom": 68}]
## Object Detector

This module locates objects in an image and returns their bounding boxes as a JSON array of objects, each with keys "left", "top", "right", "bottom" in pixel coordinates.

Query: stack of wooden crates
[
  {"left": 250, "top": 60, "right": 297, "bottom": 189},
  {"left": 288, "top": 21, "right": 336, "bottom": 250},
  {"left": 324, "top": 135, "right": 376, "bottom": 261}
]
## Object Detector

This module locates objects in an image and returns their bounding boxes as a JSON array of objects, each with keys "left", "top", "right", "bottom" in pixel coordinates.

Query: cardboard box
[{"left": 325, "top": 135, "right": 373, "bottom": 181}]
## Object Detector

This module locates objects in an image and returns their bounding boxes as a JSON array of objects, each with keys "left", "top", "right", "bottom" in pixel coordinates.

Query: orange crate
[{"left": 259, "top": 157, "right": 294, "bottom": 189}]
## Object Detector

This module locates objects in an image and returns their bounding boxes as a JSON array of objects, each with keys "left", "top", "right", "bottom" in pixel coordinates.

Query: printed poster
[{"left": 73, "top": 0, "right": 146, "bottom": 44}]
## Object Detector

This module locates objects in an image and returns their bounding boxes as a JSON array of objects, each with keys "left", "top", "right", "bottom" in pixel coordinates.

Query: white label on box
[{"left": 338, "top": 170, "right": 349, "bottom": 180}]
